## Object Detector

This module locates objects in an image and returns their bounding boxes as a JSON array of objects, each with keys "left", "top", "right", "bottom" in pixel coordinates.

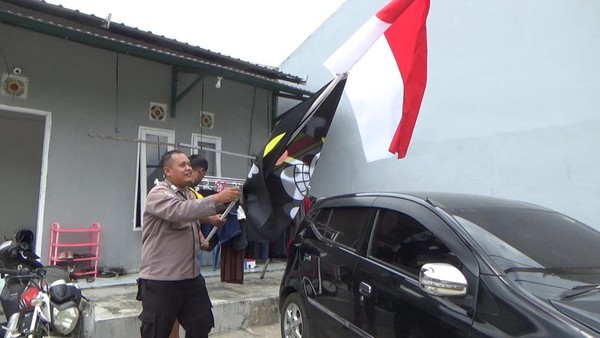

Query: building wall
[
  {"left": 280, "top": 0, "right": 600, "bottom": 228},
  {"left": 0, "top": 24, "right": 271, "bottom": 271}
]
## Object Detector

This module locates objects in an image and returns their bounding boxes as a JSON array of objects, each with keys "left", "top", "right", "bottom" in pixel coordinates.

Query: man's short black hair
[
  {"left": 160, "top": 150, "right": 186, "bottom": 169},
  {"left": 189, "top": 154, "right": 208, "bottom": 171}
]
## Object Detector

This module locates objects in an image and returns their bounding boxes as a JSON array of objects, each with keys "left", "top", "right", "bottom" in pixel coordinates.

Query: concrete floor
[
  {"left": 82, "top": 261, "right": 286, "bottom": 337},
  {"left": 211, "top": 322, "right": 280, "bottom": 337},
  {"left": 0, "top": 261, "right": 286, "bottom": 337}
]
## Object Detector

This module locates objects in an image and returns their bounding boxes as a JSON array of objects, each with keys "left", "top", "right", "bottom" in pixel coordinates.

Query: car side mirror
[{"left": 419, "top": 263, "right": 468, "bottom": 297}]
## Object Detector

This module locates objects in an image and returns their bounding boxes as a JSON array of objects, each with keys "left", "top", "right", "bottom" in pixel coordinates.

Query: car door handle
[{"left": 359, "top": 282, "right": 372, "bottom": 298}]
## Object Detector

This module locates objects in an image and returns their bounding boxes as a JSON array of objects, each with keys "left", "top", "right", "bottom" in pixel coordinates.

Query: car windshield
[{"left": 450, "top": 206, "right": 600, "bottom": 289}]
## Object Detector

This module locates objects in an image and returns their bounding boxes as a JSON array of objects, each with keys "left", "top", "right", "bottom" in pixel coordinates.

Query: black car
[{"left": 279, "top": 192, "right": 600, "bottom": 337}]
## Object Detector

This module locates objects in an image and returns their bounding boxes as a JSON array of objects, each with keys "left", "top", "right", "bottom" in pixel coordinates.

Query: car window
[
  {"left": 312, "top": 208, "right": 332, "bottom": 237},
  {"left": 313, "top": 207, "right": 371, "bottom": 251},
  {"left": 369, "top": 209, "right": 458, "bottom": 276}
]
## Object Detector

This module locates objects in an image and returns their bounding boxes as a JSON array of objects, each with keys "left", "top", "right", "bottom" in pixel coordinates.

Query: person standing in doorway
[{"left": 138, "top": 150, "right": 240, "bottom": 338}]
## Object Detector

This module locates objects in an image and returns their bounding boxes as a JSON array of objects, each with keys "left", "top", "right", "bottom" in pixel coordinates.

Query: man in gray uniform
[{"left": 138, "top": 150, "right": 240, "bottom": 338}]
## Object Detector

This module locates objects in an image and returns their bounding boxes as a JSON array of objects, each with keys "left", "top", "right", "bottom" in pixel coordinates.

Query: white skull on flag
[{"left": 280, "top": 153, "right": 320, "bottom": 219}]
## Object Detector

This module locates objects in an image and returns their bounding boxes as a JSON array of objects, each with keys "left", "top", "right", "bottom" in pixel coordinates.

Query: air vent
[
  {"left": 149, "top": 102, "right": 167, "bottom": 122},
  {"left": 200, "top": 112, "right": 215, "bottom": 129},
  {"left": 1, "top": 74, "right": 28, "bottom": 99}
]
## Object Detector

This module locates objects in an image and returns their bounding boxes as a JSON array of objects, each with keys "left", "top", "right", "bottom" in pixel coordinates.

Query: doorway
[{"left": 0, "top": 104, "right": 51, "bottom": 255}]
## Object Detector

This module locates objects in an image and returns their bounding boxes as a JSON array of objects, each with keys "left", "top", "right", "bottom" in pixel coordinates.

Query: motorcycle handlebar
[{"left": 0, "top": 267, "right": 36, "bottom": 276}]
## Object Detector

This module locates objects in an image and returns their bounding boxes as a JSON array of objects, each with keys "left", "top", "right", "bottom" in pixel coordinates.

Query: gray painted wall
[
  {"left": 0, "top": 24, "right": 272, "bottom": 271},
  {"left": 280, "top": 0, "right": 600, "bottom": 228},
  {"left": 0, "top": 110, "right": 43, "bottom": 237}
]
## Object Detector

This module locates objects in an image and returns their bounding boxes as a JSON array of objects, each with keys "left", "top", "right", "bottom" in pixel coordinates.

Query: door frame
[
  {"left": 190, "top": 133, "right": 222, "bottom": 177},
  {"left": 133, "top": 126, "right": 175, "bottom": 230},
  {"left": 0, "top": 103, "right": 52, "bottom": 256}
]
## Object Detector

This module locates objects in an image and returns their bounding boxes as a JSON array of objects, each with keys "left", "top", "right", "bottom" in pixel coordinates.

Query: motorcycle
[{"left": 0, "top": 235, "right": 94, "bottom": 337}]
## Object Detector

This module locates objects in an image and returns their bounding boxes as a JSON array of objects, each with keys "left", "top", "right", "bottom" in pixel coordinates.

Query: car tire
[{"left": 281, "top": 293, "right": 310, "bottom": 338}]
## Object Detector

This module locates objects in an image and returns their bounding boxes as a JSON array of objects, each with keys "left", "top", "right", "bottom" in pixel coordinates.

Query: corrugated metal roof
[{"left": 0, "top": 0, "right": 313, "bottom": 99}]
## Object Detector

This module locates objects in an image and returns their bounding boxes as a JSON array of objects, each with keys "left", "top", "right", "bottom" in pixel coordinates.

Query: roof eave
[{"left": 0, "top": 8, "right": 313, "bottom": 100}]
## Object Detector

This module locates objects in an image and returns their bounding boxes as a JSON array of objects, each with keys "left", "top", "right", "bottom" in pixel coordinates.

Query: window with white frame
[
  {"left": 190, "top": 134, "right": 222, "bottom": 177},
  {"left": 133, "top": 127, "right": 175, "bottom": 230}
]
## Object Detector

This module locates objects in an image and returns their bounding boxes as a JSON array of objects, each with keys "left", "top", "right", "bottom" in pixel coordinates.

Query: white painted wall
[{"left": 280, "top": 0, "right": 600, "bottom": 228}]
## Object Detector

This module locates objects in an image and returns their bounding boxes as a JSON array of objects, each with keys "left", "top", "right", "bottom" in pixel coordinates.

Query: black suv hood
[{"left": 550, "top": 299, "right": 600, "bottom": 332}]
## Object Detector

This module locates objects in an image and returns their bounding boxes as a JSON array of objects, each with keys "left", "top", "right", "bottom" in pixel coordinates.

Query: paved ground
[
  {"left": 81, "top": 262, "right": 285, "bottom": 337},
  {"left": 211, "top": 323, "right": 280, "bottom": 337},
  {"left": 82, "top": 262, "right": 284, "bottom": 322},
  {"left": 1, "top": 261, "right": 286, "bottom": 337}
]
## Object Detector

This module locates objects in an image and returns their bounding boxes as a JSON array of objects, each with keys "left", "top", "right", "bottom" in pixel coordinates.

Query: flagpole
[{"left": 287, "top": 73, "right": 348, "bottom": 145}]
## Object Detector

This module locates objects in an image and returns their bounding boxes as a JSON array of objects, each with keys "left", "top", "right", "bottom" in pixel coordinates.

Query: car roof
[{"left": 314, "top": 192, "right": 552, "bottom": 213}]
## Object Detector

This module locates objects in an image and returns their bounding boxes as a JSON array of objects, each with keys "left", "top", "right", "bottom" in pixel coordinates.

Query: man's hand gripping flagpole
[{"left": 205, "top": 200, "right": 237, "bottom": 242}]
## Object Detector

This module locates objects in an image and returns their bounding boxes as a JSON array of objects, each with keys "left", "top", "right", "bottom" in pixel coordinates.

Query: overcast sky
[{"left": 45, "top": 0, "right": 345, "bottom": 67}]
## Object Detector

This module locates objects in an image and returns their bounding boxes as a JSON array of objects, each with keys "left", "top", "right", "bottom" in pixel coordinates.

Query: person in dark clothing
[{"left": 189, "top": 155, "right": 208, "bottom": 189}]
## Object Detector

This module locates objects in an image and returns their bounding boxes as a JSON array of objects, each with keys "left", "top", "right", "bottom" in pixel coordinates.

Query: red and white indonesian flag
[{"left": 324, "top": 0, "right": 430, "bottom": 162}]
